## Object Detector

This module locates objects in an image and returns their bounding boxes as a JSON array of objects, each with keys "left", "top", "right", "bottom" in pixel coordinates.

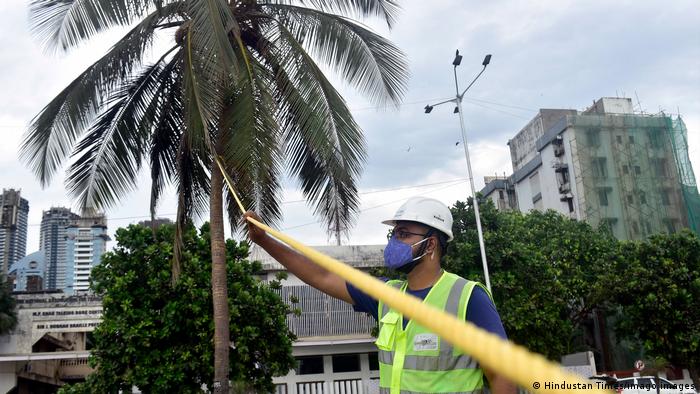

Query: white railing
[
  {"left": 297, "top": 381, "right": 327, "bottom": 394},
  {"left": 278, "top": 286, "right": 375, "bottom": 338},
  {"left": 333, "top": 379, "right": 363, "bottom": 394}
]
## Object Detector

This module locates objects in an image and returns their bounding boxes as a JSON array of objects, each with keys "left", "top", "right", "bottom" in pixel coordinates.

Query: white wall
[{"left": 514, "top": 170, "right": 535, "bottom": 212}]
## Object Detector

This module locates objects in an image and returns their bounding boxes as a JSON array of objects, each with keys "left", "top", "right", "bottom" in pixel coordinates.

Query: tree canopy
[
  {"left": 607, "top": 230, "right": 700, "bottom": 386},
  {"left": 444, "top": 198, "right": 699, "bottom": 386},
  {"left": 0, "top": 276, "right": 17, "bottom": 335},
  {"left": 444, "top": 199, "right": 617, "bottom": 360},
  {"left": 59, "top": 223, "right": 295, "bottom": 393}
]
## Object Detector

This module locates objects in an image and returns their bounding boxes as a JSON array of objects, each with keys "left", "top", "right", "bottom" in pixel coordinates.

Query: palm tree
[{"left": 22, "top": 0, "right": 408, "bottom": 391}]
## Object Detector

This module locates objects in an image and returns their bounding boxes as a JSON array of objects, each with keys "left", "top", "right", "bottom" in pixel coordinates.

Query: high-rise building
[
  {"left": 481, "top": 97, "right": 700, "bottom": 240},
  {"left": 0, "top": 189, "right": 29, "bottom": 275},
  {"left": 40, "top": 207, "right": 80, "bottom": 290},
  {"left": 64, "top": 209, "right": 110, "bottom": 293}
]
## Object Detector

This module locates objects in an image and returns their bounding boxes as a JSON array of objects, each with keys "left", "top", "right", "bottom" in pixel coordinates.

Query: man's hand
[{"left": 243, "top": 211, "right": 267, "bottom": 244}]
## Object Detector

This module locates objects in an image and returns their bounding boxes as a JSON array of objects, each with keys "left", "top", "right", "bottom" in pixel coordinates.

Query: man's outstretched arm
[{"left": 244, "top": 211, "right": 353, "bottom": 304}]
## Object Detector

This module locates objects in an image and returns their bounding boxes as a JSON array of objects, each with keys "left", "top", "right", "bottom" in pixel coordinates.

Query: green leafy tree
[
  {"left": 0, "top": 276, "right": 17, "bottom": 335},
  {"left": 58, "top": 223, "right": 295, "bottom": 393},
  {"left": 608, "top": 230, "right": 700, "bottom": 387},
  {"left": 444, "top": 199, "right": 617, "bottom": 360},
  {"left": 22, "top": 1, "right": 407, "bottom": 389}
]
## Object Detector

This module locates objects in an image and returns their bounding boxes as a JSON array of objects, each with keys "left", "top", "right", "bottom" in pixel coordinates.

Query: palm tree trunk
[{"left": 210, "top": 161, "right": 230, "bottom": 393}]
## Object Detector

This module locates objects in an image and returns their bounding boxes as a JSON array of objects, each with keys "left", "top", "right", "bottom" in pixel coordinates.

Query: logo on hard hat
[{"left": 433, "top": 214, "right": 444, "bottom": 222}]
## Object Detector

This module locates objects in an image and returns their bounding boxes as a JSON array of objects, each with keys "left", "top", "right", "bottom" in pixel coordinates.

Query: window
[
  {"left": 530, "top": 172, "right": 541, "bottom": 196},
  {"left": 498, "top": 190, "right": 504, "bottom": 199},
  {"left": 622, "top": 165, "right": 629, "bottom": 175},
  {"left": 628, "top": 135, "right": 635, "bottom": 144},
  {"left": 626, "top": 194, "right": 634, "bottom": 204},
  {"left": 368, "top": 352, "right": 379, "bottom": 371},
  {"left": 556, "top": 167, "right": 570, "bottom": 185},
  {"left": 567, "top": 198, "right": 575, "bottom": 213},
  {"left": 653, "top": 158, "right": 668, "bottom": 177},
  {"left": 598, "top": 189, "right": 609, "bottom": 206},
  {"left": 591, "top": 157, "right": 608, "bottom": 178},
  {"left": 616, "top": 135, "right": 622, "bottom": 144},
  {"left": 332, "top": 354, "right": 360, "bottom": 373},
  {"left": 661, "top": 189, "right": 671, "bottom": 206},
  {"left": 634, "top": 166, "right": 642, "bottom": 175},
  {"left": 639, "top": 191, "right": 647, "bottom": 204},
  {"left": 649, "top": 129, "right": 665, "bottom": 149},
  {"left": 587, "top": 128, "right": 601, "bottom": 146},
  {"left": 296, "top": 356, "right": 324, "bottom": 375}
]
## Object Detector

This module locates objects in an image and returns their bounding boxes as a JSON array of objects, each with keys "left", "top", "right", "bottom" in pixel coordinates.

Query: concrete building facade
[
  {"left": 0, "top": 189, "right": 29, "bottom": 275},
  {"left": 482, "top": 97, "right": 700, "bottom": 240},
  {"left": 0, "top": 292, "right": 100, "bottom": 393}
]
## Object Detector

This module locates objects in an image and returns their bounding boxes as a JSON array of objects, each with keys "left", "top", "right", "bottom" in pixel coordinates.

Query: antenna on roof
[{"left": 634, "top": 91, "right": 645, "bottom": 114}]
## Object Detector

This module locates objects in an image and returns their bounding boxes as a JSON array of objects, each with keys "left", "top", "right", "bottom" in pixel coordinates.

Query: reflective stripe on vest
[{"left": 376, "top": 272, "right": 489, "bottom": 394}]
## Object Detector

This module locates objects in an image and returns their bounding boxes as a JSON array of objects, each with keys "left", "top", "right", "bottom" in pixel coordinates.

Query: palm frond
[
  {"left": 173, "top": 115, "right": 211, "bottom": 282},
  {"left": 220, "top": 51, "right": 283, "bottom": 233},
  {"left": 181, "top": 0, "right": 244, "bottom": 138},
  {"left": 65, "top": 47, "right": 180, "bottom": 210},
  {"left": 29, "top": 0, "right": 163, "bottom": 52},
  {"left": 20, "top": 4, "right": 183, "bottom": 186},
  {"left": 257, "top": 23, "right": 365, "bottom": 237},
  {"left": 265, "top": 3, "right": 408, "bottom": 105},
  {"left": 187, "top": 0, "right": 242, "bottom": 71},
  {"left": 286, "top": 0, "right": 401, "bottom": 28},
  {"left": 149, "top": 56, "right": 184, "bottom": 222}
]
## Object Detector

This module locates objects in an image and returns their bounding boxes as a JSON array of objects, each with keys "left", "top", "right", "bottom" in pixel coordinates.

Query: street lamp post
[{"left": 425, "top": 51, "right": 493, "bottom": 293}]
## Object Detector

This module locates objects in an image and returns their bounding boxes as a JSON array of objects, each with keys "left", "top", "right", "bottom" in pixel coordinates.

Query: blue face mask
[{"left": 383, "top": 236, "right": 429, "bottom": 271}]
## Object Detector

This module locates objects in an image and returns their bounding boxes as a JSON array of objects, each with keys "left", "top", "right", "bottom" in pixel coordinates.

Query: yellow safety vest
[{"left": 376, "top": 271, "right": 489, "bottom": 394}]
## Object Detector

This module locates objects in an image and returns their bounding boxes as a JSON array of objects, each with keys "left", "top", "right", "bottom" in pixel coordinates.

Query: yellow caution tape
[{"left": 216, "top": 157, "right": 610, "bottom": 394}]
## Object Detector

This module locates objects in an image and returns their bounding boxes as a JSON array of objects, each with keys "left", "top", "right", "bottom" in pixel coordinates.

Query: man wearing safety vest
[{"left": 245, "top": 196, "right": 515, "bottom": 394}]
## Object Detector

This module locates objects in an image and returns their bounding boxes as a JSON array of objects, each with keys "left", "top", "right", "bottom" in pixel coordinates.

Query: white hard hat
[{"left": 382, "top": 197, "right": 454, "bottom": 241}]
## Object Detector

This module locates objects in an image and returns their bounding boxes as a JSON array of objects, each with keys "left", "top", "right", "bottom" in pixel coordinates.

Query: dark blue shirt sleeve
[
  {"left": 466, "top": 286, "right": 508, "bottom": 339},
  {"left": 346, "top": 279, "right": 383, "bottom": 321}
]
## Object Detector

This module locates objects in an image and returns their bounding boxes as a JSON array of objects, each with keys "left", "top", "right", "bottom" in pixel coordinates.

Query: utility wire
[
  {"left": 281, "top": 179, "right": 467, "bottom": 231},
  {"left": 25, "top": 177, "right": 469, "bottom": 227}
]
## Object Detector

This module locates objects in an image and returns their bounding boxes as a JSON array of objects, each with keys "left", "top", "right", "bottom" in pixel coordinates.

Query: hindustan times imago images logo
[{"left": 532, "top": 380, "right": 698, "bottom": 392}]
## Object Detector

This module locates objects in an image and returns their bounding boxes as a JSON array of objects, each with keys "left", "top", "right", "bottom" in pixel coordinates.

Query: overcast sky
[{"left": 1, "top": 0, "right": 698, "bottom": 253}]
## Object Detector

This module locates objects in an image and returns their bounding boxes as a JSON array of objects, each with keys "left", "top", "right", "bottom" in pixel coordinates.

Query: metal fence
[{"left": 277, "top": 286, "right": 375, "bottom": 338}]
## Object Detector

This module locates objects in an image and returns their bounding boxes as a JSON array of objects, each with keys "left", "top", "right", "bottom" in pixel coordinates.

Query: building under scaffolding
[{"left": 482, "top": 97, "right": 699, "bottom": 240}]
